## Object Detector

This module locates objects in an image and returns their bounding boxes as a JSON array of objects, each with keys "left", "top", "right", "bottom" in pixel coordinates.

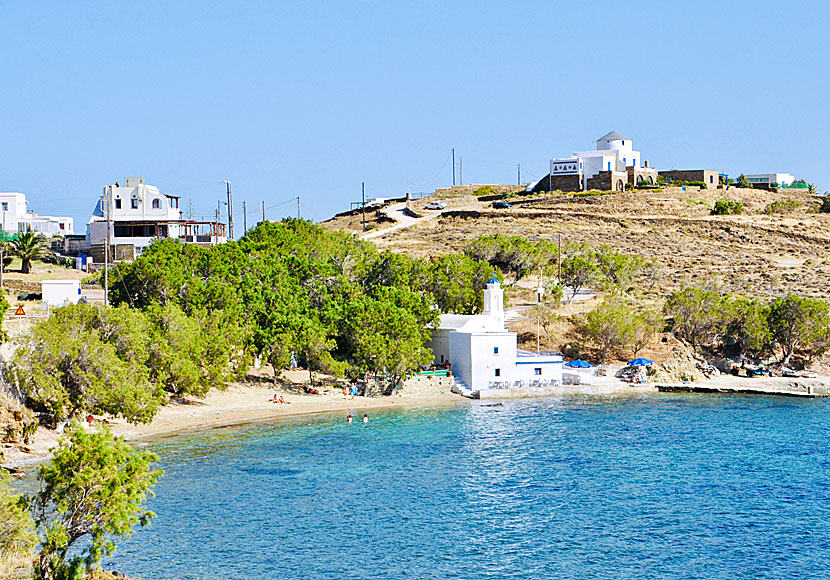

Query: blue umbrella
[
  {"left": 627, "top": 357, "right": 654, "bottom": 367},
  {"left": 565, "top": 359, "right": 593, "bottom": 368}
]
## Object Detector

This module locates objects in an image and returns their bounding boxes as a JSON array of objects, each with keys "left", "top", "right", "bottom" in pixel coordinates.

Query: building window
[
  {"left": 440, "top": 355, "right": 444, "bottom": 363},
  {"left": 495, "top": 369, "right": 501, "bottom": 377},
  {"left": 607, "top": 162, "right": 611, "bottom": 170},
  {"left": 59, "top": 223, "right": 65, "bottom": 230},
  {"left": 114, "top": 198, "right": 121, "bottom": 209},
  {"left": 493, "top": 347, "right": 499, "bottom": 355},
  {"left": 534, "top": 368, "right": 542, "bottom": 375},
  {"left": 1, "top": 202, "right": 6, "bottom": 211},
  {"left": 131, "top": 198, "right": 139, "bottom": 209},
  {"left": 710, "top": 175, "right": 714, "bottom": 183},
  {"left": 152, "top": 199, "right": 161, "bottom": 209}
]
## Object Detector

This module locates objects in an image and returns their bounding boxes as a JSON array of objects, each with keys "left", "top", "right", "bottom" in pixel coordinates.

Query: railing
[{"left": 418, "top": 369, "right": 450, "bottom": 377}]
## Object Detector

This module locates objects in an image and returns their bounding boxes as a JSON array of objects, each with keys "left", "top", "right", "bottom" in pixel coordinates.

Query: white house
[
  {"left": 533, "top": 131, "right": 658, "bottom": 192},
  {"left": 87, "top": 177, "right": 227, "bottom": 261},
  {"left": 0, "top": 192, "right": 74, "bottom": 236},
  {"left": 745, "top": 173, "right": 795, "bottom": 188},
  {"left": 427, "top": 278, "right": 563, "bottom": 396}
]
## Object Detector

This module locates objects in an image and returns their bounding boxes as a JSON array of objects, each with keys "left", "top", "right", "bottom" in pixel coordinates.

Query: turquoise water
[{"left": 111, "top": 394, "right": 830, "bottom": 579}]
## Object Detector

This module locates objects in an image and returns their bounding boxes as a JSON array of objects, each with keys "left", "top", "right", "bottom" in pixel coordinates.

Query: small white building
[
  {"left": 0, "top": 192, "right": 74, "bottom": 236},
  {"left": 745, "top": 173, "right": 795, "bottom": 188},
  {"left": 427, "top": 278, "right": 563, "bottom": 396},
  {"left": 87, "top": 177, "right": 227, "bottom": 261},
  {"left": 42, "top": 280, "right": 82, "bottom": 307}
]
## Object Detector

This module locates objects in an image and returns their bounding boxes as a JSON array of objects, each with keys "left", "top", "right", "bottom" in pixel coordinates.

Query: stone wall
[
  {"left": 528, "top": 174, "right": 582, "bottom": 193},
  {"left": 586, "top": 171, "right": 627, "bottom": 191},
  {"left": 658, "top": 169, "right": 720, "bottom": 188},
  {"left": 401, "top": 374, "right": 455, "bottom": 396},
  {"left": 628, "top": 167, "right": 659, "bottom": 185},
  {"left": 2, "top": 279, "right": 42, "bottom": 294}
]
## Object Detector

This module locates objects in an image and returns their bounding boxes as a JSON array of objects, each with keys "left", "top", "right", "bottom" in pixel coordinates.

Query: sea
[{"left": 109, "top": 393, "right": 830, "bottom": 579}]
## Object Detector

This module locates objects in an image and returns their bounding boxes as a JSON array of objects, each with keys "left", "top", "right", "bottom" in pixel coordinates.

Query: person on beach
[{"left": 363, "top": 414, "right": 368, "bottom": 424}]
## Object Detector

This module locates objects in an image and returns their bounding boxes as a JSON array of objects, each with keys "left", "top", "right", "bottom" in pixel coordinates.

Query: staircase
[{"left": 451, "top": 376, "right": 477, "bottom": 398}]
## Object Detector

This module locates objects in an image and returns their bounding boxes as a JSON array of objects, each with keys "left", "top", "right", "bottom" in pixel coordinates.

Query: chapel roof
[{"left": 597, "top": 130, "right": 629, "bottom": 142}]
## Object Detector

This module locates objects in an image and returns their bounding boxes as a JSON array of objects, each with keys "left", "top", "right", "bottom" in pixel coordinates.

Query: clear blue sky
[{"left": 2, "top": 1, "right": 828, "bottom": 237}]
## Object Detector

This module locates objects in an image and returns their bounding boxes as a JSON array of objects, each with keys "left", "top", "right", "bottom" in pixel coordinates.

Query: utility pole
[
  {"left": 518, "top": 164, "right": 521, "bottom": 186},
  {"left": 452, "top": 148, "right": 456, "bottom": 186},
  {"left": 1, "top": 212, "right": 5, "bottom": 293},
  {"left": 104, "top": 185, "right": 111, "bottom": 307},
  {"left": 262, "top": 201, "right": 266, "bottom": 222},
  {"left": 361, "top": 182, "right": 366, "bottom": 232},
  {"left": 297, "top": 196, "right": 301, "bottom": 220},
  {"left": 549, "top": 159, "right": 553, "bottom": 192},
  {"left": 242, "top": 201, "right": 247, "bottom": 235},
  {"left": 215, "top": 209, "right": 220, "bottom": 245},
  {"left": 223, "top": 181, "right": 234, "bottom": 241}
]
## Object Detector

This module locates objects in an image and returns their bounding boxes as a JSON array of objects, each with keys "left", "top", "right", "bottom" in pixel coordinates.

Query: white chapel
[{"left": 427, "top": 277, "right": 563, "bottom": 395}]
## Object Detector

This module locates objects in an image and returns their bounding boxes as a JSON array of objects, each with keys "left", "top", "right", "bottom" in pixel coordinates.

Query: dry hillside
[{"left": 325, "top": 185, "right": 830, "bottom": 300}]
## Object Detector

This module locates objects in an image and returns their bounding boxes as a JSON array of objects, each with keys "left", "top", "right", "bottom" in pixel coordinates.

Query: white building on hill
[
  {"left": 87, "top": 177, "right": 227, "bottom": 261},
  {"left": 534, "top": 130, "right": 658, "bottom": 192},
  {"left": 745, "top": 173, "right": 795, "bottom": 188},
  {"left": 0, "top": 192, "right": 74, "bottom": 236},
  {"left": 427, "top": 277, "right": 563, "bottom": 396}
]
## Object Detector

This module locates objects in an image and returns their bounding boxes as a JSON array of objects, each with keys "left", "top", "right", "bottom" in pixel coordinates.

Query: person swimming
[
  {"left": 363, "top": 414, "right": 368, "bottom": 424},
  {"left": 347, "top": 414, "right": 353, "bottom": 424}
]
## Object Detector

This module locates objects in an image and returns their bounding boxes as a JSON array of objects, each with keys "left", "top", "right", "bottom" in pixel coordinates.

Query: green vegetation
[
  {"left": 32, "top": 424, "right": 161, "bottom": 580},
  {"left": 473, "top": 185, "right": 496, "bottom": 197},
  {"left": 821, "top": 195, "right": 830, "bottom": 213},
  {"left": 665, "top": 285, "right": 830, "bottom": 366},
  {"left": 576, "top": 299, "right": 661, "bottom": 364},
  {"left": 465, "top": 234, "right": 551, "bottom": 284},
  {"left": 10, "top": 232, "right": 49, "bottom": 274},
  {"left": 0, "top": 473, "right": 36, "bottom": 572},
  {"left": 711, "top": 199, "right": 743, "bottom": 215},
  {"left": 763, "top": 198, "right": 802, "bottom": 214},
  {"left": 738, "top": 174, "right": 751, "bottom": 188}
]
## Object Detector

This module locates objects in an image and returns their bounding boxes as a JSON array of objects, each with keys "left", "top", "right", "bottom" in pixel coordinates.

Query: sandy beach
[{"left": 5, "top": 369, "right": 829, "bottom": 470}]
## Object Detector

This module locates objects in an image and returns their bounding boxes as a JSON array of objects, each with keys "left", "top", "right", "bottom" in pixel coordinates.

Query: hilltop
[{"left": 323, "top": 185, "right": 830, "bottom": 300}]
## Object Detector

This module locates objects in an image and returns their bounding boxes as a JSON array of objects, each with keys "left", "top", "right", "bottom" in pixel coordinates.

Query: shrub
[
  {"left": 763, "top": 199, "right": 802, "bottom": 214},
  {"left": 473, "top": 185, "right": 496, "bottom": 197},
  {"left": 738, "top": 174, "right": 751, "bottom": 188},
  {"left": 711, "top": 199, "right": 743, "bottom": 215},
  {"left": 820, "top": 195, "right": 830, "bottom": 213}
]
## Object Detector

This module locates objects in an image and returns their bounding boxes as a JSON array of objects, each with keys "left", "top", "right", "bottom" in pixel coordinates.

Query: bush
[
  {"left": 763, "top": 199, "right": 802, "bottom": 214},
  {"left": 820, "top": 195, "right": 830, "bottom": 213},
  {"left": 0, "top": 473, "right": 36, "bottom": 571},
  {"left": 711, "top": 199, "right": 743, "bottom": 215},
  {"left": 473, "top": 185, "right": 496, "bottom": 197}
]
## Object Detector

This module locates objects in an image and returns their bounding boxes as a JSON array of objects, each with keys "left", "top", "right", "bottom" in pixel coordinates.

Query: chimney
[{"left": 644, "top": 160, "right": 649, "bottom": 168}]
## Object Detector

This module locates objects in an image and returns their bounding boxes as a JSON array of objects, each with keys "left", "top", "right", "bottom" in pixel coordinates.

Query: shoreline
[{"left": 5, "top": 373, "right": 830, "bottom": 470}]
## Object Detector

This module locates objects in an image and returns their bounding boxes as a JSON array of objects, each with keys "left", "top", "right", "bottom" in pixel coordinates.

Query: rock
[{"left": 651, "top": 343, "right": 708, "bottom": 383}]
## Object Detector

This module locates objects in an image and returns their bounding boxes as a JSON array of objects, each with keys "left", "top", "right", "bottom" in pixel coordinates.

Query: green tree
[
  {"left": 12, "top": 304, "right": 163, "bottom": 425},
  {"left": 10, "top": 232, "right": 49, "bottom": 274},
  {"left": 807, "top": 183, "right": 818, "bottom": 195},
  {"left": 664, "top": 285, "right": 725, "bottom": 348},
  {"left": 738, "top": 174, "right": 750, "bottom": 188},
  {"left": 560, "top": 244, "right": 599, "bottom": 303},
  {"left": 0, "top": 472, "right": 36, "bottom": 572},
  {"left": 722, "top": 296, "right": 771, "bottom": 356},
  {"left": 596, "top": 245, "right": 643, "bottom": 293},
  {"left": 424, "top": 254, "right": 495, "bottom": 314},
  {"left": 31, "top": 424, "right": 161, "bottom": 580},
  {"left": 465, "top": 234, "right": 549, "bottom": 284},
  {"left": 578, "top": 299, "right": 634, "bottom": 364},
  {"left": 768, "top": 294, "right": 830, "bottom": 366}
]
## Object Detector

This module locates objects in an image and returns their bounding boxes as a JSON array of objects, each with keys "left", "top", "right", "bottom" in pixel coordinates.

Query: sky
[{"left": 2, "top": 1, "right": 829, "bottom": 238}]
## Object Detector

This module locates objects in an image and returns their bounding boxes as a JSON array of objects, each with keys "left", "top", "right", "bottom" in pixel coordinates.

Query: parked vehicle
[
  {"left": 492, "top": 201, "right": 513, "bottom": 209},
  {"left": 424, "top": 201, "right": 447, "bottom": 210}
]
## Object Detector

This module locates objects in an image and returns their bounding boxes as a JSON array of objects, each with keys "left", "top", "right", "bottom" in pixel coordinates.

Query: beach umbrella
[
  {"left": 627, "top": 357, "right": 654, "bottom": 367},
  {"left": 565, "top": 359, "right": 593, "bottom": 368}
]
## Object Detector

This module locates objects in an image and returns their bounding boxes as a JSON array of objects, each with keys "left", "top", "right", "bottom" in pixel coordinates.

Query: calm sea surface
[{"left": 111, "top": 394, "right": 830, "bottom": 579}]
